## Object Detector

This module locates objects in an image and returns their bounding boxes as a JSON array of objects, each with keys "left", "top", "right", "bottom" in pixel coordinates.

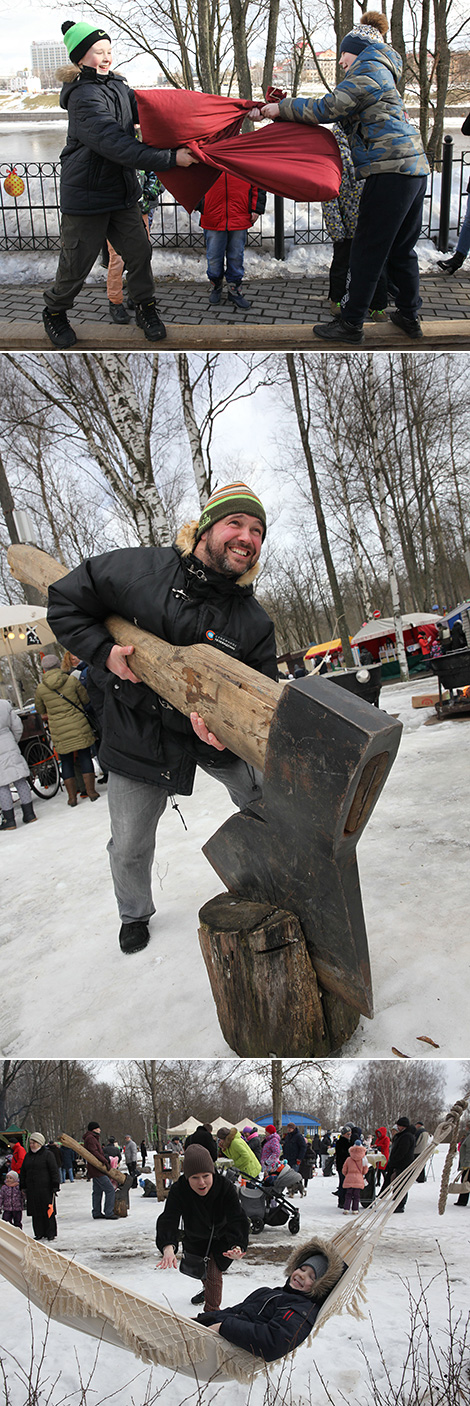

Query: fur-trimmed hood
[
  {"left": 175, "top": 521, "right": 260, "bottom": 589},
  {"left": 285, "top": 1235, "right": 346, "bottom": 1301}
]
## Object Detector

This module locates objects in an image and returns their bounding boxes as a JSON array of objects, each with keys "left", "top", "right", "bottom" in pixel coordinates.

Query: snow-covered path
[
  {"left": 0, "top": 1148, "right": 467, "bottom": 1406},
  {"left": 1, "top": 676, "right": 469, "bottom": 1059}
]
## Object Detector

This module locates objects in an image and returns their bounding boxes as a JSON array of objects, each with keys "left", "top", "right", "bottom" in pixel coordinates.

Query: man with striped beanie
[{"left": 47, "top": 483, "right": 276, "bottom": 955}]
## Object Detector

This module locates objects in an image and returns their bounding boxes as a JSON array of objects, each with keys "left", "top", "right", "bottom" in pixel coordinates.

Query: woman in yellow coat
[
  {"left": 217, "top": 1127, "right": 261, "bottom": 1178},
  {"left": 34, "top": 654, "right": 99, "bottom": 807}
]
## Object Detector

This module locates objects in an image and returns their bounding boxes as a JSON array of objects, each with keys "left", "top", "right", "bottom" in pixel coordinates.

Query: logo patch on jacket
[{"left": 205, "top": 630, "right": 238, "bottom": 651}]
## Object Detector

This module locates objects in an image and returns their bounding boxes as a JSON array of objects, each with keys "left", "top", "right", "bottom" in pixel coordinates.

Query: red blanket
[{"left": 135, "top": 88, "right": 342, "bottom": 213}]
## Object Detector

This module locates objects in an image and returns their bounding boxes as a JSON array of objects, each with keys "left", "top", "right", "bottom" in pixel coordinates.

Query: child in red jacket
[{"left": 199, "top": 170, "right": 266, "bottom": 309}]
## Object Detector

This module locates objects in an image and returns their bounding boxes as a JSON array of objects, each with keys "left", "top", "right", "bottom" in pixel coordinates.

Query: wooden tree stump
[{"left": 198, "top": 893, "right": 360, "bottom": 1056}]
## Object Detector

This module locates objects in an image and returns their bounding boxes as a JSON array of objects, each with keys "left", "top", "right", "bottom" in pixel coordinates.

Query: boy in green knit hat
[{"left": 42, "top": 19, "right": 197, "bottom": 348}]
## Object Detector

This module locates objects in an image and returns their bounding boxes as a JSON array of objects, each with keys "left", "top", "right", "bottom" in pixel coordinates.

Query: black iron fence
[{"left": 1, "top": 146, "right": 468, "bottom": 254}]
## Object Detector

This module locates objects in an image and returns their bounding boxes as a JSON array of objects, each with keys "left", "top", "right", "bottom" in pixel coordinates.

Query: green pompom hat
[{"left": 61, "top": 19, "right": 111, "bottom": 65}]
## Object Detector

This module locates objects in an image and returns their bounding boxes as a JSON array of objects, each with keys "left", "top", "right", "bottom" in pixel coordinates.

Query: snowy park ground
[
  {"left": 1, "top": 674, "right": 469, "bottom": 1061},
  {"left": 0, "top": 1148, "right": 468, "bottom": 1406}
]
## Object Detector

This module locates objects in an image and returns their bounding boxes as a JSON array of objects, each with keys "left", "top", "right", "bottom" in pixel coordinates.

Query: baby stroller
[{"left": 238, "top": 1174, "right": 301, "bottom": 1235}]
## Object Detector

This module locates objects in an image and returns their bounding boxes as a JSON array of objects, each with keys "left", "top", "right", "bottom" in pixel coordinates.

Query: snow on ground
[
  {"left": 0, "top": 236, "right": 448, "bottom": 287},
  {"left": 1, "top": 675, "right": 469, "bottom": 1060},
  {"left": 0, "top": 1149, "right": 468, "bottom": 1406}
]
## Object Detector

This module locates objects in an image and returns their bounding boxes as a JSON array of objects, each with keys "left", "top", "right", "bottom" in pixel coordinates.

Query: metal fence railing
[{"left": 1, "top": 149, "right": 468, "bottom": 254}]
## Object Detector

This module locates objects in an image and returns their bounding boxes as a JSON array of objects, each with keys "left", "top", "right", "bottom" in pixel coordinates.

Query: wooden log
[
  {"left": 60, "top": 1132, "right": 127, "bottom": 1184},
  {"left": 7, "top": 543, "right": 282, "bottom": 771},
  {"left": 198, "top": 893, "right": 360, "bottom": 1056},
  {"left": 60, "top": 1133, "right": 130, "bottom": 1215}
]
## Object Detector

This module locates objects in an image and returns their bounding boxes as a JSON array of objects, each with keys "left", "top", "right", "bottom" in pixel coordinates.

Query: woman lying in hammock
[{"left": 194, "top": 1236, "right": 345, "bottom": 1362}]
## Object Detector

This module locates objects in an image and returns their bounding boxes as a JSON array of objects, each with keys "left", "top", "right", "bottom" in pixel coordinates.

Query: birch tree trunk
[
  {"left": 286, "top": 355, "right": 354, "bottom": 668},
  {"left": 176, "top": 354, "right": 211, "bottom": 507},
  {"left": 367, "top": 358, "right": 409, "bottom": 681}
]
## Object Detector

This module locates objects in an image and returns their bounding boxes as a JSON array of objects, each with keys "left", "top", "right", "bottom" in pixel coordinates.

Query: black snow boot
[
  {"left": 42, "top": 307, "right": 77, "bottom": 349},
  {"left": 389, "top": 310, "right": 423, "bottom": 340},
  {"left": 1, "top": 809, "right": 16, "bottom": 831},
  {"left": 313, "top": 317, "right": 364, "bottom": 344},
  {"left": 436, "top": 251, "right": 466, "bottom": 274},
  {"left": 119, "top": 920, "right": 150, "bottom": 954},
  {"left": 227, "top": 283, "right": 251, "bottom": 310},
  {"left": 109, "top": 301, "right": 131, "bottom": 324},
  {"left": 191, "top": 1289, "right": 206, "bottom": 1305},
  {"left": 209, "top": 278, "right": 223, "bottom": 305},
  {"left": 135, "top": 300, "right": 167, "bottom": 341},
  {"left": 21, "top": 802, "right": 37, "bottom": 824}
]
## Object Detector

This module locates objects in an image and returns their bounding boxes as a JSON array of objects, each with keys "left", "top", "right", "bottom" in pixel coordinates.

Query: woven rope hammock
[{"left": 1, "top": 1096, "right": 467, "bottom": 1384}]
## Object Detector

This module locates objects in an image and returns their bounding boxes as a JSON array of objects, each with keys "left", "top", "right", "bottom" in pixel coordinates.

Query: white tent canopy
[{"left": 351, "top": 613, "right": 442, "bottom": 646}]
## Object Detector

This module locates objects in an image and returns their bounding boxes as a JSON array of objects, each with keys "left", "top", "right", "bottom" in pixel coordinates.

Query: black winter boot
[
  {"left": 436, "top": 251, "right": 466, "bottom": 274},
  {"left": 313, "top": 317, "right": 364, "bottom": 344},
  {"left": 109, "top": 301, "right": 131, "bottom": 324},
  {"left": 389, "top": 310, "right": 423, "bottom": 339},
  {"left": 209, "top": 278, "right": 223, "bottom": 305},
  {"left": 1, "top": 809, "right": 16, "bottom": 830},
  {"left": 135, "top": 300, "right": 167, "bottom": 341},
  {"left": 42, "top": 307, "right": 77, "bottom": 348},
  {"left": 21, "top": 802, "right": 37, "bottom": 824},
  {"left": 119, "top": 921, "right": 150, "bottom": 954},
  {"left": 227, "top": 283, "right": 251, "bottom": 310}
]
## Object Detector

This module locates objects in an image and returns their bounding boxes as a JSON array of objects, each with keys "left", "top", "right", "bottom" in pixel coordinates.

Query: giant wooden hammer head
[{"left": 8, "top": 544, "right": 402, "bottom": 1020}]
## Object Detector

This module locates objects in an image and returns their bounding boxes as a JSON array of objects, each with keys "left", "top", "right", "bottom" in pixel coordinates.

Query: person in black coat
[
  {"left": 283, "top": 1125, "right": 308, "bottom": 1169},
  {"left": 334, "top": 1126, "right": 352, "bottom": 1209},
  {"left": 42, "top": 17, "right": 197, "bottom": 349},
  {"left": 47, "top": 483, "right": 276, "bottom": 957},
  {"left": 380, "top": 1116, "right": 416, "bottom": 1212},
  {"left": 196, "top": 1236, "right": 345, "bottom": 1361},
  {"left": 299, "top": 1141, "right": 315, "bottom": 1190},
  {"left": 20, "top": 1134, "right": 60, "bottom": 1240},
  {"left": 185, "top": 1125, "right": 218, "bottom": 1161},
  {"left": 156, "top": 1144, "right": 249, "bottom": 1312}
]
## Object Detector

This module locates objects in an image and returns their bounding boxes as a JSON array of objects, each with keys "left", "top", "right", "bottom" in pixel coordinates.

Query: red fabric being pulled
[{"left": 135, "top": 88, "right": 342, "bottom": 213}]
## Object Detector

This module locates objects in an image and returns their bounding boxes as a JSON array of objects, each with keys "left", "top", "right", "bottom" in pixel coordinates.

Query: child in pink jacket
[
  {"left": 0, "top": 1170, "right": 24, "bottom": 1227},
  {"left": 341, "top": 1140, "right": 369, "bottom": 1213}
]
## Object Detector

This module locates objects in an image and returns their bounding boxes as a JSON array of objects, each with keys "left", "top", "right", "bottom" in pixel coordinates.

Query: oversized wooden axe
[
  {"left": 60, "top": 1133, "right": 132, "bottom": 1214},
  {"left": 8, "top": 543, "right": 402, "bottom": 1018}
]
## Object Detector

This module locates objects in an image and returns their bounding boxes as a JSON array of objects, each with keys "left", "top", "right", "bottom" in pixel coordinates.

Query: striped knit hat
[{"left": 195, "top": 482, "right": 267, "bottom": 544}]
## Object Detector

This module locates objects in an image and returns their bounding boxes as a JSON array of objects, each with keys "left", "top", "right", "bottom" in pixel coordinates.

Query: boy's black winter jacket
[
  {"left": 47, "top": 531, "right": 277, "bottom": 795},
  {"left": 198, "top": 1283, "right": 322, "bottom": 1361},
  {"left": 58, "top": 66, "right": 177, "bottom": 213},
  {"left": 155, "top": 1172, "right": 250, "bottom": 1273}
]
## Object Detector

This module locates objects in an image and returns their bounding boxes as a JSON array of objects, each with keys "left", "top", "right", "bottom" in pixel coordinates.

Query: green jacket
[
  {"left": 34, "top": 667, "right": 95, "bottom": 755},
  {"left": 222, "top": 1129, "right": 262, "bottom": 1178}
]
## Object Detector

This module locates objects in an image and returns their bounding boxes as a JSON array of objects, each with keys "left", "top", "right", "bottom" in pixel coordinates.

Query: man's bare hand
[
  {"left": 190, "top": 711, "right": 225, "bottom": 750},
  {"left": 106, "top": 644, "right": 140, "bottom": 683},
  {"left": 176, "top": 147, "right": 199, "bottom": 166},
  {"left": 207, "top": 1323, "right": 222, "bottom": 1332}
]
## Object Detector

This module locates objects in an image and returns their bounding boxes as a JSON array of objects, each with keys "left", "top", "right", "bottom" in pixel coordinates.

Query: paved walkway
[{"left": 0, "top": 270, "right": 468, "bottom": 327}]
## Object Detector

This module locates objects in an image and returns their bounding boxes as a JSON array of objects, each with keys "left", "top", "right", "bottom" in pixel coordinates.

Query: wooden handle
[
  {"left": 60, "top": 1132, "right": 127, "bottom": 1184},
  {"left": 8, "top": 544, "right": 282, "bottom": 770}
]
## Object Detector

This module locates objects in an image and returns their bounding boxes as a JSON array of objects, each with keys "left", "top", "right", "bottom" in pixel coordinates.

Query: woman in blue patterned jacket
[{"left": 256, "top": 11, "right": 429, "bottom": 344}]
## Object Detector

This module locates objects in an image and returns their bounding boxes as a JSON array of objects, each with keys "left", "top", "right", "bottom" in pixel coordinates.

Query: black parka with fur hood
[
  {"left": 197, "top": 1235, "right": 345, "bottom": 1361},
  {"left": 58, "top": 64, "right": 177, "bottom": 214},
  {"left": 47, "top": 525, "right": 277, "bottom": 794}
]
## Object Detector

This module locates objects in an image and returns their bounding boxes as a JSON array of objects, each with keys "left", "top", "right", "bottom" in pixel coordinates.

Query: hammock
[
  {"left": 1, "top": 1097, "right": 466, "bottom": 1383},
  {"left": 135, "top": 88, "right": 343, "bottom": 213}
]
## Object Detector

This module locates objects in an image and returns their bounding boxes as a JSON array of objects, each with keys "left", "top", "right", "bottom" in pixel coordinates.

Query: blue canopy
[{"left": 256, "top": 1112, "right": 320, "bottom": 1130}]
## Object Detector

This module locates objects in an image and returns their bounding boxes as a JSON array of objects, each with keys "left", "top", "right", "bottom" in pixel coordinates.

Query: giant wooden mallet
[{"left": 8, "top": 543, "right": 402, "bottom": 1026}]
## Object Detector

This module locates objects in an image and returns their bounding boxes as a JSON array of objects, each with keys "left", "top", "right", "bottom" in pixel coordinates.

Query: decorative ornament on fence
[{"left": 3, "top": 168, "right": 25, "bottom": 198}]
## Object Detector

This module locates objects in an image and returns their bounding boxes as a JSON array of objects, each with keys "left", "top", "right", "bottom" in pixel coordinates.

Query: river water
[{"left": 1, "top": 116, "right": 469, "bottom": 167}]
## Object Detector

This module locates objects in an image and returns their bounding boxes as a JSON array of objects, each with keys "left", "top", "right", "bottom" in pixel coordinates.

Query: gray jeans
[
  {"left": 107, "top": 759, "right": 263, "bottom": 925},
  {"left": 0, "top": 777, "right": 32, "bottom": 811}
]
